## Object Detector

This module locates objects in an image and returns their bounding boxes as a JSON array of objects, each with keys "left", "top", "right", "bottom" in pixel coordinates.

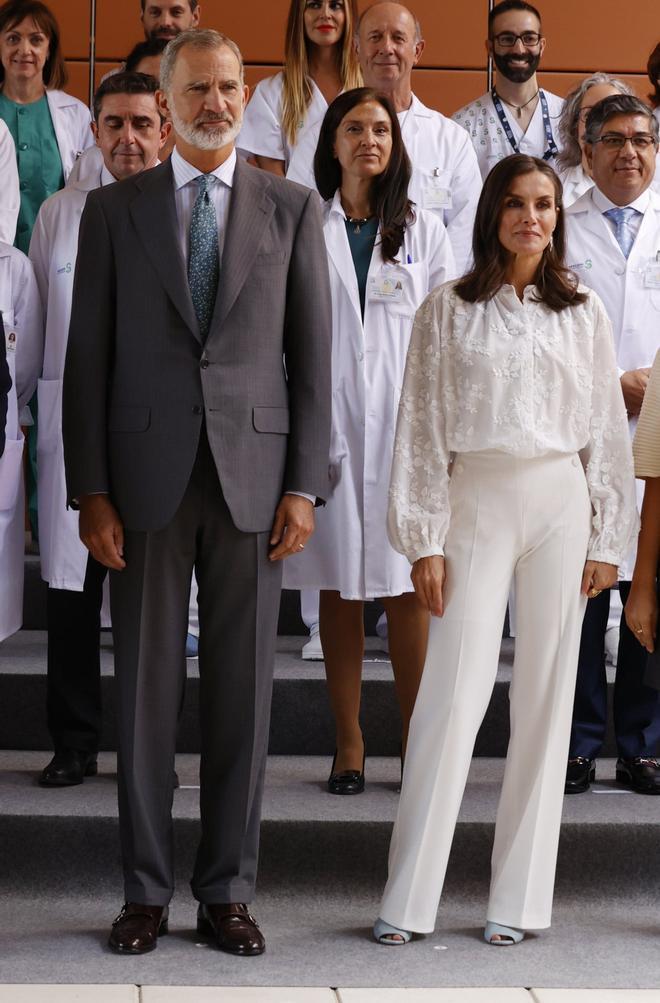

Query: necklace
[
  {"left": 494, "top": 88, "right": 539, "bottom": 119},
  {"left": 345, "top": 215, "right": 370, "bottom": 234}
]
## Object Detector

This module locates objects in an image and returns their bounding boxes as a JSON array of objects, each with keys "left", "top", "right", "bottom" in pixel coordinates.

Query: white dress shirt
[
  {"left": 387, "top": 281, "right": 637, "bottom": 567},
  {"left": 171, "top": 145, "right": 236, "bottom": 266}
]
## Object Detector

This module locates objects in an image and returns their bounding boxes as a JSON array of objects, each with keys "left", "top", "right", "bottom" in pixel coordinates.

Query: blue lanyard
[{"left": 491, "top": 89, "right": 559, "bottom": 162}]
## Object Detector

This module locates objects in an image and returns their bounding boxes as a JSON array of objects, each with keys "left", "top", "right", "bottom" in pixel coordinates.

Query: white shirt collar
[
  {"left": 592, "top": 185, "right": 650, "bottom": 215},
  {"left": 171, "top": 145, "right": 237, "bottom": 191}
]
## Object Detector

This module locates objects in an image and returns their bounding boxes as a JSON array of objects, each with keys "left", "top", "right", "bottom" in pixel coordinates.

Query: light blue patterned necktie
[
  {"left": 188, "top": 174, "right": 219, "bottom": 340},
  {"left": 603, "top": 206, "right": 639, "bottom": 259}
]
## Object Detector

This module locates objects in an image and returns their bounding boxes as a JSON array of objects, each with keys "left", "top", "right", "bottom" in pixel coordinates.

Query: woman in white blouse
[
  {"left": 238, "top": 0, "right": 361, "bottom": 179},
  {"left": 374, "top": 154, "right": 638, "bottom": 948}
]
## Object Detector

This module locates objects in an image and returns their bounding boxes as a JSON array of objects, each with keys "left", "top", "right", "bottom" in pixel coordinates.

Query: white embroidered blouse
[{"left": 388, "top": 281, "right": 638, "bottom": 566}]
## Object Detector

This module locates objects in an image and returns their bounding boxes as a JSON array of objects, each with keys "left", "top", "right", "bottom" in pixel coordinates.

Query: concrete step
[{"left": 0, "top": 632, "right": 619, "bottom": 756}]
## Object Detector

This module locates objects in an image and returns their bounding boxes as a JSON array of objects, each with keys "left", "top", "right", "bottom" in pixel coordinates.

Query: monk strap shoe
[
  {"left": 564, "top": 756, "right": 595, "bottom": 794},
  {"left": 197, "top": 902, "right": 265, "bottom": 956},
  {"left": 108, "top": 902, "right": 169, "bottom": 954},
  {"left": 616, "top": 757, "right": 660, "bottom": 794}
]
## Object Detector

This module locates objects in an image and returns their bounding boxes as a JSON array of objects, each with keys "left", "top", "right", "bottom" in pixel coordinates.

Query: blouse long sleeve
[
  {"left": 579, "top": 294, "right": 638, "bottom": 565},
  {"left": 633, "top": 349, "right": 660, "bottom": 478},
  {"left": 387, "top": 289, "right": 452, "bottom": 563}
]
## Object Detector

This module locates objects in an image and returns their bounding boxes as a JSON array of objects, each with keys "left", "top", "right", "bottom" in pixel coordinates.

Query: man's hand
[
  {"left": 580, "top": 560, "right": 617, "bottom": 597},
  {"left": 269, "top": 495, "right": 315, "bottom": 561},
  {"left": 621, "top": 368, "right": 651, "bottom": 416},
  {"left": 79, "top": 494, "right": 126, "bottom": 571},
  {"left": 411, "top": 555, "right": 446, "bottom": 616}
]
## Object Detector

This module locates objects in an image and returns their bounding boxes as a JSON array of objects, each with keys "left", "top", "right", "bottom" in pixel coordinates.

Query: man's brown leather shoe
[
  {"left": 197, "top": 902, "right": 265, "bottom": 956},
  {"left": 108, "top": 902, "right": 169, "bottom": 954}
]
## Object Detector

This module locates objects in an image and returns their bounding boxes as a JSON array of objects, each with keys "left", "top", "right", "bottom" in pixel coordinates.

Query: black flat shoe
[
  {"left": 616, "top": 757, "right": 660, "bottom": 794},
  {"left": 327, "top": 747, "right": 365, "bottom": 795},
  {"left": 39, "top": 749, "right": 98, "bottom": 787},
  {"left": 565, "top": 756, "right": 595, "bottom": 794}
]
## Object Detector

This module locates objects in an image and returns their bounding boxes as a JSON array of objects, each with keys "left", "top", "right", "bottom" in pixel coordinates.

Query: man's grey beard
[{"left": 170, "top": 106, "right": 242, "bottom": 151}]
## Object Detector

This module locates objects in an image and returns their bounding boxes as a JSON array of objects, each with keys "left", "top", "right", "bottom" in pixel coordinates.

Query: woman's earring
[{"left": 548, "top": 233, "right": 554, "bottom": 252}]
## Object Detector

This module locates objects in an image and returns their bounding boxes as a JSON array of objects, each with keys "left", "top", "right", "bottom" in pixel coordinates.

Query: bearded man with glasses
[
  {"left": 453, "top": 0, "right": 563, "bottom": 180},
  {"left": 564, "top": 94, "right": 660, "bottom": 797}
]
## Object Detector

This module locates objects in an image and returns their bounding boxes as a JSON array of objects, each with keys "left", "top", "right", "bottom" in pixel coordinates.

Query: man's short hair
[
  {"left": 160, "top": 28, "right": 244, "bottom": 94},
  {"left": 140, "top": 0, "right": 198, "bottom": 10},
  {"left": 584, "top": 93, "right": 659, "bottom": 146},
  {"left": 125, "top": 37, "right": 169, "bottom": 74},
  {"left": 93, "top": 71, "right": 161, "bottom": 123},
  {"left": 356, "top": 2, "right": 423, "bottom": 45},
  {"left": 488, "top": 0, "right": 542, "bottom": 35}
]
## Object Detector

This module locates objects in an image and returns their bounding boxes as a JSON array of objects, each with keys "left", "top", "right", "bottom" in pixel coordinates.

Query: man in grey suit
[{"left": 63, "top": 29, "right": 332, "bottom": 957}]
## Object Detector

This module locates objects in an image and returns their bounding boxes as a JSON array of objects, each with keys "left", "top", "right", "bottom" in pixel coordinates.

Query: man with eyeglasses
[
  {"left": 564, "top": 94, "right": 660, "bottom": 796},
  {"left": 453, "top": 0, "right": 563, "bottom": 180}
]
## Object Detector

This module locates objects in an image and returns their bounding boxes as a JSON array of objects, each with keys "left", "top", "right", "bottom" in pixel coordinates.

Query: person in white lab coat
[
  {"left": 452, "top": 1, "right": 563, "bottom": 183},
  {"left": 556, "top": 74, "right": 635, "bottom": 208},
  {"left": 374, "top": 154, "right": 636, "bottom": 948},
  {"left": 0, "top": 1, "right": 93, "bottom": 253},
  {"left": 0, "top": 119, "right": 18, "bottom": 243},
  {"left": 564, "top": 94, "right": 660, "bottom": 797},
  {"left": 284, "top": 87, "right": 455, "bottom": 792},
  {"left": 352, "top": 1, "right": 480, "bottom": 275},
  {"left": 29, "top": 71, "right": 170, "bottom": 787},
  {"left": 239, "top": 0, "right": 361, "bottom": 181},
  {"left": 0, "top": 242, "right": 42, "bottom": 641}
]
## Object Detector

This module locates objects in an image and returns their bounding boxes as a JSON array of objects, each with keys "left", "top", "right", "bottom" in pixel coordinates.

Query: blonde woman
[{"left": 238, "top": 0, "right": 361, "bottom": 180}]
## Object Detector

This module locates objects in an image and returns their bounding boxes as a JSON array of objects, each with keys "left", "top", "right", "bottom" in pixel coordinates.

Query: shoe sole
[{"left": 196, "top": 917, "right": 265, "bottom": 956}]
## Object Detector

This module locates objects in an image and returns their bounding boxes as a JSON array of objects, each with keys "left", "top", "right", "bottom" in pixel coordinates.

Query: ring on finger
[
  {"left": 636, "top": 627, "right": 644, "bottom": 634},
  {"left": 588, "top": 587, "right": 602, "bottom": 599}
]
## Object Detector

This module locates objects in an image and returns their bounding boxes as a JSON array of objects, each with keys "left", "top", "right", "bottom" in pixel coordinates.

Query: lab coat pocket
[
  {"left": 0, "top": 436, "right": 24, "bottom": 510},
  {"left": 36, "top": 378, "right": 62, "bottom": 454}
]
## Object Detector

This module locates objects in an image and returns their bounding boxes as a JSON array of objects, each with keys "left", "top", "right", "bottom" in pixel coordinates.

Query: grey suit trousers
[{"left": 110, "top": 427, "right": 283, "bottom": 905}]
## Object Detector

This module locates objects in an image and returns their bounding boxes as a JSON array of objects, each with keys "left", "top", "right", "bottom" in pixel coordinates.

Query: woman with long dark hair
[
  {"left": 374, "top": 154, "right": 637, "bottom": 946},
  {"left": 284, "top": 87, "right": 455, "bottom": 793}
]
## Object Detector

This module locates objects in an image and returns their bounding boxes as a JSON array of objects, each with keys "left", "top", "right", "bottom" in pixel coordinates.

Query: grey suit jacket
[{"left": 63, "top": 156, "right": 332, "bottom": 533}]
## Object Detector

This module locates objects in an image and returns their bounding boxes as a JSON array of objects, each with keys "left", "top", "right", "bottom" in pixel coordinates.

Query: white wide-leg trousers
[{"left": 379, "top": 451, "right": 591, "bottom": 933}]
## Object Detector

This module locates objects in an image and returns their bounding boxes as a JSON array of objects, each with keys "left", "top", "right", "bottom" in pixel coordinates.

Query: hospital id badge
[
  {"left": 368, "top": 274, "right": 404, "bottom": 302},
  {"left": 5, "top": 328, "right": 16, "bottom": 352},
  {"left": 423, "top": 179, "right": 452, "bottom": 210},
  {"left": 643, "top": 260, "right": 660, "bottom": 289}
]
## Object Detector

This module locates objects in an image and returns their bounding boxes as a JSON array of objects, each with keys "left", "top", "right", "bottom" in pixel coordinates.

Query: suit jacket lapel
[
  {"left": 210, "top": 157, "right": 275, "bottom": 334},
  {"left": 129, "top": 160, "right": 201, "bottom": 343}
]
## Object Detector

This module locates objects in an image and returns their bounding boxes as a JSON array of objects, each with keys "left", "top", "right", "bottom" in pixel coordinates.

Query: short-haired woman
[
  {"left": 284, "top": 88, "right": 455, "bottom": 793},
  {"left": 238, "top": 0, "right": 361, "bottom": 181},
  {"left": 374, "top": 154, "right": 637, "bottom": 946},
  {"left": 556, "top": 73, "right": 633, "bottom": 207}
]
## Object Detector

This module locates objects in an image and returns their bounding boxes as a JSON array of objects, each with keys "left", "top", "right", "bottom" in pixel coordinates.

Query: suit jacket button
[
  {"left": 200, "top": 359, "right": 209, "bottom": 369},
  {"left": 192, "top": 405, "right": 203, "bottom": 415}
]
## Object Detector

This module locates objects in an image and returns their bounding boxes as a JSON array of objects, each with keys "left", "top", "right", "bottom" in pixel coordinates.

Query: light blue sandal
[
  {"left": 373, "top": 917, "right": 412, "bottom": 945},
  {"left": 484, "top": 921, "right": 525, "bottom": 946}
]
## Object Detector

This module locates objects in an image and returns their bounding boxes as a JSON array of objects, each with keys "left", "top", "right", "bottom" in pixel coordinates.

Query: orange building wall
[{"left": 57, "top": 0, "right": 658, "bottom": 115}]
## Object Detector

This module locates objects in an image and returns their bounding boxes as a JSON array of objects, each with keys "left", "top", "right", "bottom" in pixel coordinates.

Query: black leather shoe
[
  {"left": 616, "top": 757, "right": 660, "bottom": 794},
  {"left": 564, "top": 757, "right": 595, "bottom": 794},
  {"left": 197, "top": 902, "right": 265, "bottom": 956},
  {"left": 327, "top": 748, "right": 365, "bottom": 795},
  {"left": 38, "top": 750, "right": 98, "bottom": 787},
  {"left": 109, "top": 902, "right": 169, "bottom": 954}
]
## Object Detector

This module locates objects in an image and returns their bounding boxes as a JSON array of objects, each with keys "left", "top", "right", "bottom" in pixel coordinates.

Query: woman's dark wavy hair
[
  {"left": 314, "top": 87, "right": 413, "bottom": 263},
  {"left": 455, "top": 154, "right": 587, "bottom": 313},
  {"left": 647, "top": 41, "right": 660, "bottom": 108}
]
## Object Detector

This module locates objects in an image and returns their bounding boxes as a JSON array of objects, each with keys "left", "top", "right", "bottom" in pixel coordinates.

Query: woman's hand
[
  {"left": 625, "top": 581, "right": 658, "bottom": 653},
  {"left": 580, "top": 561, "right": 618, "bottom": 598},
  {"left": 411, "top": 555, "right": 446, "bottom": 617}
]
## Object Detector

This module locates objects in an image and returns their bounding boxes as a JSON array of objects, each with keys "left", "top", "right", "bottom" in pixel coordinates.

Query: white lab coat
[
  {"left": 46, "top": 89, "right": 94, "bottom": 180},
  {"left": 565, "top": 186, "right": 660, "bottom": 578},
  {"left": 452, "top": 89, "right": 564, "bottom": 183},
  {"left": 283, "top": 194, "right": 456, "bottom": 599},
  {"left": 237, "top": 72, "right": 332, "bottom": 181},
  {"left": 29, "top": 165, "right": 103, "bottom": 589},
  {"left": 0, "top": 243, "right": 43, "bottom": 640},
  {"left": 0, "top": 120, "right": 19, "bottom": 243}
]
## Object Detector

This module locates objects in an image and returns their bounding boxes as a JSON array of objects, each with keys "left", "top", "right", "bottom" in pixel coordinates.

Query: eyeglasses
[
  {"left": 491, "top": 31, "right": 542, "bottom": 48},
  {"left": 593, "top": 133, "right": 657, "bottom": 150}
]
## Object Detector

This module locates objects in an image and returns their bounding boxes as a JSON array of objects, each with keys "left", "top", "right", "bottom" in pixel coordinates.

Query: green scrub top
[
  {"left": 345, "top": 216, "right": 378, "bottom": 319},
  {"left": 0, "top": 91, "right": 64, "bottom": 253}
]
